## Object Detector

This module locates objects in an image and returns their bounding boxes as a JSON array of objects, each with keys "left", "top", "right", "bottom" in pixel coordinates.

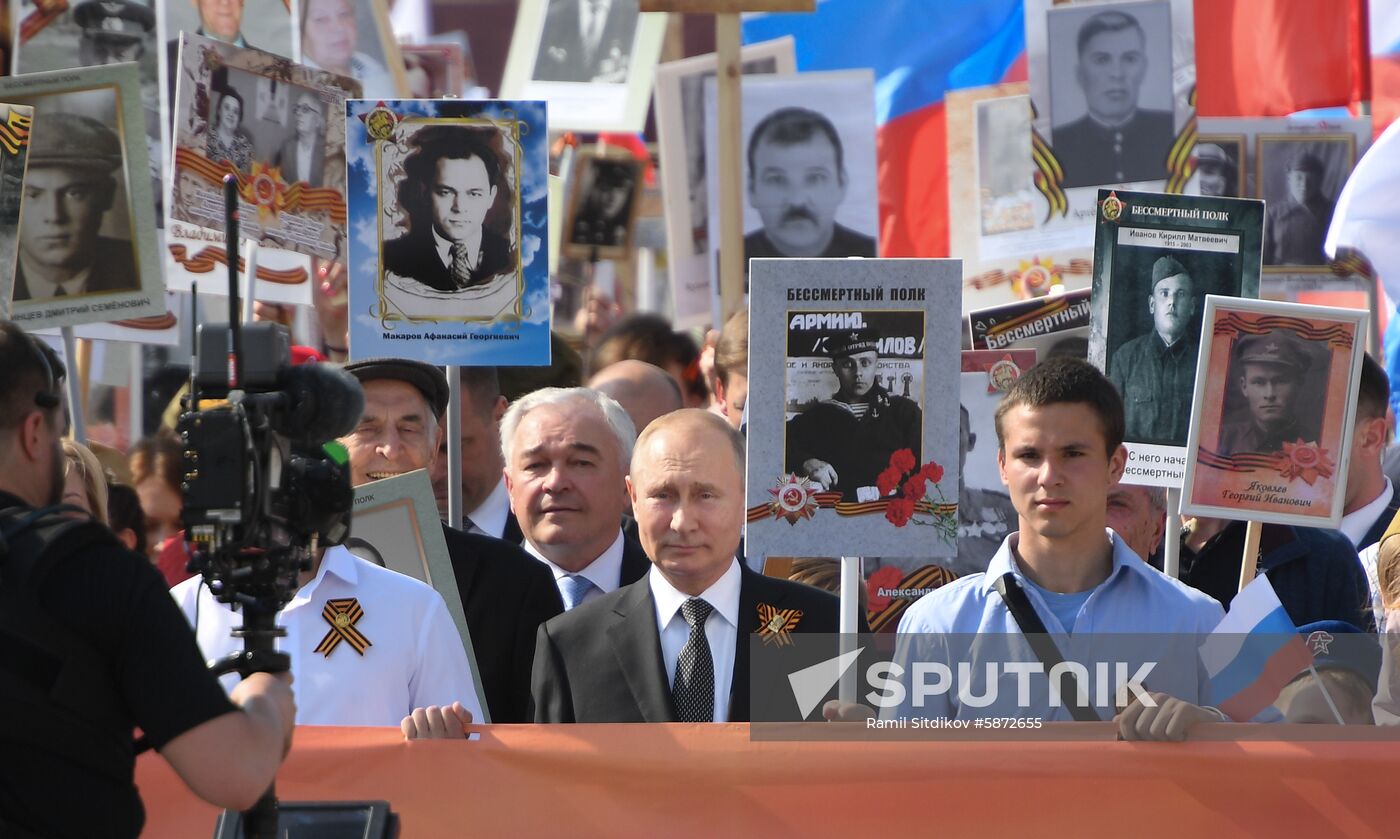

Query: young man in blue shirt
[{"left": 879, "top": 358, "right": 1228, "bottom": 739}]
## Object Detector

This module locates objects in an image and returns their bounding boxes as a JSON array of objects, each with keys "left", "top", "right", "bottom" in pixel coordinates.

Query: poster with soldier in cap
[
  {"left": 746, "top": 257, "right": 960, "bottom": 561},
  {"left": 0, "top": 64, "right": 164, "bottom": 329},
  {"left": 1088, "top": 188, "right": 1263, "bottom": 488},
  {"left": 1182, "top": 296, "right": 1368, "bottom": 528},
  {"left": 563, "top": 151, "right": 642, "bottom": 260},
  {"left": 12, "top": 0, "right": 166, "bottom": 224}
]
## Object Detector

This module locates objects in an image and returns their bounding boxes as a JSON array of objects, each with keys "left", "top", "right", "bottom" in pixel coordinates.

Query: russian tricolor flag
[
  {"left": 1199, "top": 575, "right": 1313, "bottom": 722},
  {"left": 742, "top": 0, "right": 1026, "bottom": 259}
]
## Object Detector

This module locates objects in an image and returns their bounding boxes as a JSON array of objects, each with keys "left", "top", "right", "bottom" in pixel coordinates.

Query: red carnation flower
[
  {"left": 920, "top": 461, "right": 945, "bottom": 484},
  {"left": 885, "top": 496, "right": 916, "bottom": 527},
  {"left": 903, "top": 474, "right": 928, "bottom": 501},
  {"left": 877, "top": 467, "right": 902, "bottom": 497},
  {"left": 890, "top": 448, "right": 916, "bottom": 474}
]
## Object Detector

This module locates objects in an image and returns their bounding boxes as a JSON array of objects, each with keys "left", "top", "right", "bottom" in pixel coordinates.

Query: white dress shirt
[
  {"left": 170, "top": 545, "right": 482, "bottom": 727},
  {"left": 650, "top": 558, "right": 741, "bottom": 723},
  {"left": 434, "top": 225, "right": 482, "bottom": 272},
  {"left": 1340, "top": 478, "right": 1394, "bottom": 547},
  {"left": 525, "top": 529, "right": 625, "bottom": 609},
  {"left": 19, "top": 253, "right": 91, "bottom": 299},
  {"left": 467, "top": 476, "right": 511, "bottom": 539}
]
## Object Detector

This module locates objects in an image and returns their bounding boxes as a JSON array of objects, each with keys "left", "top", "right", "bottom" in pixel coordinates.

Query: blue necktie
[{"left": 559, "top": 574, "right": 594, "bottom": 611}]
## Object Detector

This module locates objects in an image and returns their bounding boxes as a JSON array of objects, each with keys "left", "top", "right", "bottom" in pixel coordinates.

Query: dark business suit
[
  {"left": 1357, "top": 489, "right": 1400, "bottom": 552},
  {"left": 531, "top": 564, "right": 844, "bottom": 722},
  {"left": 12, "top": 238, "right": 140, "bottom": 302},
  {"left": 1052, "top": 109, "right": 1176, "bottom": 188},
  {"left": 532, "top": 0, "right": 639, "bottom": 82},
  {"left": 382, "top": 224, "right": 513, "bottom": 293},
  {"left": 272, "top": 134, "right": 325, "bottom": 187},
  {"left": 441, "top": 523, "right": 564, "bottom": 723}
]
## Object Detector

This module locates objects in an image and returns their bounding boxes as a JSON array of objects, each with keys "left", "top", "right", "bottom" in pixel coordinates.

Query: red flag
[{"left": 1196, "top": 0, "right": 1369, "bottom": 117}]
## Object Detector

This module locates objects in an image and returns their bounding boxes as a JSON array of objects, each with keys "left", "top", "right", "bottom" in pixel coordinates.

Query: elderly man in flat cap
[
  {"left": 1264, "top": 151, "right": 1336, "bottom": 266},
  {"left": 340, "top": 357, "right": 563, "bottom": 726},
  {"left": 785, "top": 327, "right": 921, "bottom": 502},
  {"left": 1108, "top": 255, "right": 1201, "bottom": 445},
  {"left": 1218, "top": 330, "right": 1316, "bottom": 456},
  {"left": 14, "top": 112, "right": 139, "bottom": 303}
]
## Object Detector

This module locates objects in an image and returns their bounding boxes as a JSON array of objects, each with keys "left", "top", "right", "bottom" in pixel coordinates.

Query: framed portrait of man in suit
[
  {"left": 346, "top": 98, "right": 552, "bottom": 366},
  {"left": 168, "top": 32, "right": 360, "bottom": 262},
  {"left": 0, "top": 64, "right": 164, "bottom": 329},
  {"left": 501, "top": 0, "right": 667, "bottom": 132}
]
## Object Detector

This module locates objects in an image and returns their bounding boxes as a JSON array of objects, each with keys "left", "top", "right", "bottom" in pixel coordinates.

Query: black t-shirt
[{"left": 0, "top": 501, "right": 236, "bottom": 838}]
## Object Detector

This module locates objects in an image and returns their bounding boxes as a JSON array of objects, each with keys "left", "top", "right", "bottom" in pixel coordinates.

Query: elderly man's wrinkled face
[
  {"left": 1105, "top": 484, "right": 1164, "bottom": 563},
  {"left": 340, "top": 379, "right": 441, "bottom": 487},
  {"left": 1076, "top": 26, "right": 1147, "bottom": 123},
  {"left": 294, "top": 97, "right": 324, "bottom": 139},
  {"left": 1148, "top": 273, "right": 1196, "bottom": 344},
  {"left": 20, "top": 167, "right": 110, "bottom": 271},
  {"left": 749, "top": 134, "right": 845, "bottom": 256}
]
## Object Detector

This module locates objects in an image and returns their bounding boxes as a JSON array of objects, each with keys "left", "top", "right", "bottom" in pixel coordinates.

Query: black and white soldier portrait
[
  {"left": 531, "top": 0, "right": 640, "bottom": 84},
  {"left": 1047, "top": 1, "right": 1175, "bottom": 188},
  {"left": 1196, "top": 139, "right": 1242, "bottom": 197},
  {"left": 784, "top": 316, "right": 923, "bottom": 503},
  {"left": 566, "top": 155, "right": 640, "bottom": 253},
  {"left": 1260, "top": 137, "right": 1352, "bottom": 268},
  {"left": 1217, "top": 329, "right": 1325, "bottom": 457},
  {"left": 1106, "top": 254, "right": 1206, "bottom": 446}
]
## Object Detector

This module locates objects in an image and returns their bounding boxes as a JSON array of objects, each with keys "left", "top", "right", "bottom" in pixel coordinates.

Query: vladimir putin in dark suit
[
  {"left": 532, "top": 0, "right": 639, "bottom": 83},
  {"left": 1052, "top": 9, "right": 1175, "bottom": 188},
  {"left": 531, "top": 410, "right": 845, "bottom": 723}
]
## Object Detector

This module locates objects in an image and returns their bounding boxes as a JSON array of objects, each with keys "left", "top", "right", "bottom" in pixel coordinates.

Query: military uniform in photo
[
  {"left": 1263, "top": 152, "right": 1335, "bottom": 266},
  {"left": 1053, "top": 109, "right": 1175, "bottom": 188},
  {"left": 743, "top": 223, "right": 876, "bottom": 261},
  {"left": 1218, "top": 330, "right": 1314, "bottom": 456},
  {"left": 785, "top": 329, "right": 922, "bottom": 503},
  {"left": 1107, "top": 256, "right": 1202, "bottom": 444}
]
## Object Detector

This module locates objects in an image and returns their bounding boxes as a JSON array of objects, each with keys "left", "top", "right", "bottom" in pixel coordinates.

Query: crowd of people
[{"left": 5, "top": 294, "right": 1396, "bottom": 823}]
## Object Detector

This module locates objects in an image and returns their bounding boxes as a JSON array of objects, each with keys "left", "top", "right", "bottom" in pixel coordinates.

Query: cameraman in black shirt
[{"left": 0, "top": 321, "right": 295, "bottom": 838}]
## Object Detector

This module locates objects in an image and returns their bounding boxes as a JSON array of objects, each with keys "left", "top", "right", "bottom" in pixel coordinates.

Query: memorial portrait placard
[
  {"left": 745, "top": 258, "right": 960, "bottom": 561},
  {"left": 350, "top": 468, "right": 487, "bottom": 720},
  {"left": 501, "top": 0, "right": 667, "bottom": 132},
  {"left": 1181, "top": 296, "right": 1366, "bottom": 528},
  {"left": 170, "top": 32, "right": 360, "bottom": 262},
  {"left": 1024, "top": 0, "right": 1196, "bottom": 249},
  {"left": 0, "top": 102, "right": 33, "bottom": 317},
  {"left": 561, "top": 151, "right": 643, "bottom": 261},
  {"left": 703, "top": 68, "right": 879, "bottom": 319},
  {"left": 402, "top": 43, "right": 467, "bottom": 98},
  {"left": 0, "top": 64, "right": 164, "bottom": 329},
  {"left": 1087, "top": 188, "right": 1263, "bottom": 487},
  {"left": 654, "top": 37, "right": 795, "bottom": 329},
  {"left": 346, "top": 98, "right": 551, "bottom": 366},
  {"left": 299, "top": 0, "right": 408, "bottom": 99}
]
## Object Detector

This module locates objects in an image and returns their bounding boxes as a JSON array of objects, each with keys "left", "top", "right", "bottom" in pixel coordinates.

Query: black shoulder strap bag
[{"left": 991, "top": 572, "right": 1101, "bottom": 722}]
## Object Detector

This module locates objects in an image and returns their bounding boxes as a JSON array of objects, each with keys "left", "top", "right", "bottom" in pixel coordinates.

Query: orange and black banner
[
  {"left": 1164, "top": 88, "right": 1199, "bottom": 194},
  {"left": 747, "top": 496, "right": 954, "bottom": 523},
  {"left": 0, "top": 108, "right": 33, "bottom": 156},
  {"left": 1030, "top": 125, "right": 1068, "bottom": 221}
]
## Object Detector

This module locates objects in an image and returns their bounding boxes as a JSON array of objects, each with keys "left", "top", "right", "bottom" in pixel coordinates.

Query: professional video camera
[
  {"left": 178, "top": 321, "right": 362, "bottom": 638},
  {"left": 176, "top": 319, "right": 366, "bottom": 838}
]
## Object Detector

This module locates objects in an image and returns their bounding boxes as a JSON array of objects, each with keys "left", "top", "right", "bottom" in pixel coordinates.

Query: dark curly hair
[{"left": 397, "top": 124, "right": 503, "bottom": 225}]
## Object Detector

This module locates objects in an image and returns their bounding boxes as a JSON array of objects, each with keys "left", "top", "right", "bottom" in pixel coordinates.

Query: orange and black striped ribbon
[
  {"left": 19, "top": 0, "right": 69, "bottom": 44},
  {"left": 867, "top": 564, "right": 959, "bottom": 633},
  {"left": 314, "top": 598, "right": 371, "bottom": 657},
  {"left": 965, "top": 258, "right": 1091, "bottom": 292},
  {"left": 0, "top": 108, "right": 32, "bottom": 156},
  {"left": 1164, "top": 87, "right": 1199, "bottom": 194},
  {"left": 168, "top": 243, "right": 309, "bottom": 285},
  {"left": 756, "top": 604, "right": 803, "bottom": 647},
  {"left": 1213, "top": 313, "right": 1354, "bottom": 348},
  {"left": 747, "top": 497, "right": 954, "bottom": 523},
  {"left": 174, "top": 146, "right": 348, "bottom": 224}
]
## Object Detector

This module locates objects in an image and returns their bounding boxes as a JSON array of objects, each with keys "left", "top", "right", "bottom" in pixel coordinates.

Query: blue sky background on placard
[{"left": 345, "top": 99, "right": 551, "bottom": 366}]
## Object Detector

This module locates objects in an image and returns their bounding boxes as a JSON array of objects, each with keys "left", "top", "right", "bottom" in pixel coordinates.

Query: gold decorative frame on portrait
[
  {"left": 1180, "top": 295, "right": 1367, "bottom": 529},
  {"left": 560, "top": 148, "right": 644, "bottom": 262},
  {"left": 1256, "top": 133, "right": 1356, "bottom": 276},
  {"left": 1195, "top": 133, "right": 1246, "bottom": 198},
  {"left": 0, "top": 64, "right": 165, "bottom": 330},
  {"left": 373, "top": 113, "right": 528, "bottom": 328},
  {"left": 170, "top": 32, "right": 360, "bottom": 261}
]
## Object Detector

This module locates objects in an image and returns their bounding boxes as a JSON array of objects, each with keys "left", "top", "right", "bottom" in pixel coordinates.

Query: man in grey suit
[{"left": 272, "top": 93, "right": 326, "bottom": 187}]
